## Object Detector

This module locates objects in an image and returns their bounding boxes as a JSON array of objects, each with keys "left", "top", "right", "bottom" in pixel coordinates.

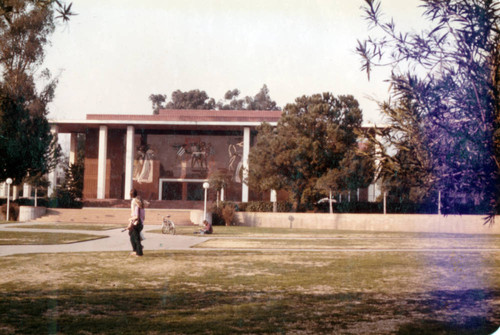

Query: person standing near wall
[{"left": 127, "top": 188, "right": 145, "bottom": 256}]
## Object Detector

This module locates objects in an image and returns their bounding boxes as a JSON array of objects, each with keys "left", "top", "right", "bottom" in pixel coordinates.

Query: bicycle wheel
[
  {"left": 161, "top": 221, "right": 169, "bottom": 234},
  {"left": 168, "top": 221, "right": 176, "bottom": 235}
]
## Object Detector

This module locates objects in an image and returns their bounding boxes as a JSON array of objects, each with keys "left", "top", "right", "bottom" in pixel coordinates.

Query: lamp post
[
  {"left": 5, "top": 178, "right": 12, "bottom": 222},
  {"left": 203, "top": 182, "right": 210, "bottom": 221}
]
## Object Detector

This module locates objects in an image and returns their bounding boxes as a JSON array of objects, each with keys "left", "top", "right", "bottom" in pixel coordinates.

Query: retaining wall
[
  {"left": 234, "top": 212, "right": 500, "bottom": 235},
  {"left": 18, "top": 206, "right": 47, "bottom": 222},
  {"left": 190, "top": 210, "right": 212, "bottom": 226}
]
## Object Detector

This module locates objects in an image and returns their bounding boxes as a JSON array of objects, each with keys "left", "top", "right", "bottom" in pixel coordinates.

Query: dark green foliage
[
  {"left": 0, "top": 0, "right": 70, "bottom": 185},
  {"left": 218, "top": 84, "right": 280, "bottom": 111},
  {"left": 148, "top": 94, "right": 166, "bottom": 114},
  {"left": 0, "top": 94, "right": 59, "bottom": 183},
  {"left": 245, "top": 201, "right": 293, "bottom": 213},
  {"left": 165, "top": 89, "right": 216, "bottom": 110},
  {"left": 49, "top": 188, "right": 82, "bottom": 208},
  {"left": 249, "top": 93, "right": 371, "bottom": 210},
  {"left": 11, "top": 198, "right": 49, "bottom": 208},
  {"left": 150, "top": 85, "right": 281, "bottom": 112},
  {"left": 358, "top": 0, "right": 500, "bottom": 220},
  {"left": 62, "top": 161, "right": 84, "bottom": 201},
  {"left": 54, "top": 138, "right": 85, "bottom": 208}
]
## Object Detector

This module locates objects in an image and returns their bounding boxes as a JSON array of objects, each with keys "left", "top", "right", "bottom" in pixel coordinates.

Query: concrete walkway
[
  {"left": 2, "top": 222, "right": 500, "bottom": 257},
  {"left": 0, "top": 222, "right": 209, "bottom": 257}
]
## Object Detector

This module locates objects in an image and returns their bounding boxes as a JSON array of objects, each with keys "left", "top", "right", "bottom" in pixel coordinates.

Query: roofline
[
  {"left": 49, "top": 119, "right": 278, "bottom": 127},
  {"left": 51, "top": 119, "right": 387, "bottom": 126}
]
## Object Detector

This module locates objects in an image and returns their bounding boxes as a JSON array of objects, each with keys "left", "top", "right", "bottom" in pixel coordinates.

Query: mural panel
[{"left": 131, "top": 132, "right": 246, "bottom": 201}]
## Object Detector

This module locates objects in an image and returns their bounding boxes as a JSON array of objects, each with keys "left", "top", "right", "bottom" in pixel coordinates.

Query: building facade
[{"left": 51, "top": 109, "right": 282, "bottom": 203}]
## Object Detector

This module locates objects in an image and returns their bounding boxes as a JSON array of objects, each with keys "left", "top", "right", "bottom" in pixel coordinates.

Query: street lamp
[
  {"left": 5, "top": 178, "right": 12, "bottom": 222},
  {"left": 203, "top": 182, "right": 210, "bottom": 221}
]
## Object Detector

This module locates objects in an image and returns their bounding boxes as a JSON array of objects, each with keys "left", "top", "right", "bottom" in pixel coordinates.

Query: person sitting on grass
[{"left": 195, "top": 219, "right": 213, "bottom": 235}]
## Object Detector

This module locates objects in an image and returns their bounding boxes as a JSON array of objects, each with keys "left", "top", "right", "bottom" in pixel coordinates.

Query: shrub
[
  {"left": 0, "top": 203, "right": 19, "bottom": 221},
  {"left": 210, "top": 204, "right": 224, "bottom": 226},
  {"left": 222, "top": 203, "right": 236, "bottom": 226},
  {"left": 211, "top": 201, "right": 239, "bottom": 225},
  {"left": 49, "top": 189, "right": 82, "bottom": 209},
  {"left": 245, "top": 201, "right": 293, "bottom": 212}
]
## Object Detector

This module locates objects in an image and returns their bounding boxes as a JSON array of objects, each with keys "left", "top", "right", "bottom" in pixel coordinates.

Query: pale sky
[{"left": 43, "top": 0, "right": 425, "bottom": 125}]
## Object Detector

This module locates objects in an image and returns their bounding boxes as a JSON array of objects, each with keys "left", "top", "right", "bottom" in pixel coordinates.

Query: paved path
[
  {"left": 0, "top": 222, "right": 209, "bottom": 257},
  {"left": 1, "top": 222, "right": 500, "bottom": 257}
]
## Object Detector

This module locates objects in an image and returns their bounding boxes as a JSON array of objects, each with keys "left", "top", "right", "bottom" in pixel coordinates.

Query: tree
[
  {"left": 245, "top": 84, "right": 280, "bottom": 111},
  {"left": 60, "top": 134, "right": 85, "bottom": 201},
  {"left": 357, "top": 0, "right": 500, "bottom": 219},
  {"left": 217, "top": 89, "right": 245, "bottom": 110},
  {"left": 0, "top": 1, "right": 73, "bottom": 185},
  {"left": 248, "top": 93, "right": 366, "bottom": 211},
  {"left": 165, "top": 89, "right": 216, "bottom": 110},
  {"left": 23, "top": 172, "right": 49, "bottom": 207},
  {"left": 0, "top": 93, "right": 60, "bottom": 182},
  {"left": 0, "top": 1, "right": 74, "bottom": 23},
  {"left": 370, "top": 95, "right": 435, "bottom": 204},
  {"left": 217, "top": 84, "right": 281, "bottom": 111},
  {"left": 152, "top": 85, "right": 281, "bottom": 112},
  {"left": 208, "top": 169, "right": 231, "bottom": 207},
  {"left": 149, "top": 94, "right": 166, "bottom": 115},
  {"left": 316, "top": 144, "right": 375, "bottom": 213}
]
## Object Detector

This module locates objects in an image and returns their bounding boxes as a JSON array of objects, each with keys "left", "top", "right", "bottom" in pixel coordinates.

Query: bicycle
[{"left": 161, "top": 215, "right": 176, "bottom": 235}]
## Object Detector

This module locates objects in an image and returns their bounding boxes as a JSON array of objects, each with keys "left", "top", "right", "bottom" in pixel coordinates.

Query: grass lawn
[
  {"left": 0, "top": 248, "right": 499, "bottom": 334},
  {"left": 0, "top": 231, "right": 106, "bottom": 245},
  {"left": 196, "top": 236, "right": 500, "bottom": 250}
]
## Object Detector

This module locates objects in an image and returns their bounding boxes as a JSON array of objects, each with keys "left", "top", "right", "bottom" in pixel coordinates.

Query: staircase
[
  {"left": 82, "top": 199, "right": 209, "bottom": 209},
  {"left": 34, "top": 208, "right": 194, "bottom": 226}
]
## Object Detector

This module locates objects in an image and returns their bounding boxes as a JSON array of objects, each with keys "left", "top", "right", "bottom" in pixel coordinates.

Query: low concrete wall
[
  {"left": 18, "top": 206, "right": 47, "bottom": 222},
  {"left": 190, "top": 210, "right": 212, "bottom": 226},
  {"left": 235, "top": 212, "right": 500, "bottom": 235}
]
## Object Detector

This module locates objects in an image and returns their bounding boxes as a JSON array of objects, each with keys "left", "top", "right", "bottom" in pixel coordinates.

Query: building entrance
[{"left": 160, "top": 179, "right": 206, "bottom": 201}]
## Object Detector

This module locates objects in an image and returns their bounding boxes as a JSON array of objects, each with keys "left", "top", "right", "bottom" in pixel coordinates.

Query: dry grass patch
[
  {"left": 196, "top": 235, "right": 500, "bottom": 250},
  {"left": 0, "top": 247, "right": 498, "bottom": 334}
]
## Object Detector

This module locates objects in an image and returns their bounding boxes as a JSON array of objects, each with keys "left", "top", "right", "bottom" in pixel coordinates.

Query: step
[
  {"left": 82, "top": 199, "right": 210, "bottom": 210},
  {"left": 34, "top": 208, "right": 194, "bottom": 225}
]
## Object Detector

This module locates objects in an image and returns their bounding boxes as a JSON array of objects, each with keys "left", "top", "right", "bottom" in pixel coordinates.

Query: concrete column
[
  {"left": 69, "top": 133, "right": 78, "bottom": 165},
  {"left": 271, "top": 189, "right": 277, "bottom": 212},
  {"left": 23, "top": 183, "right": 32, "bottom": 198},
  {"left": 438, "top": 191, "right": 442, "bottom": 215},
  {"left": 48, "top": 125, "right": 59, "bottom": 197},
  {"left": 0, "top": 183, "right": 6, "bottom": 198},
  {"left": 124, "top": 126, "right": 135, "bottom": 200},
  {"left": 241, "top": 127, "right": 250, "bottom": 202},
  {"left": 383, "top": 191, "right": 387, "bottom": 214},
  {"left": 97, "top": 125, "right": 108, "bottom": 199},
  {"left": 12, "top": 185, "right": 18, "bottom": 200}
]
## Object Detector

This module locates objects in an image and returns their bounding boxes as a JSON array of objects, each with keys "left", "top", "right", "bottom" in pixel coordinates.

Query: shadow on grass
[{"left": 0, "top": 287, "right": 498, "bottom": 334}]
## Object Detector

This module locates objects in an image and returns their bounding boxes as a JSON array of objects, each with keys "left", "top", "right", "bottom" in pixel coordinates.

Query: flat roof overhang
[{"left": 50, "top": 119, "right": 279, "bottom": 133}]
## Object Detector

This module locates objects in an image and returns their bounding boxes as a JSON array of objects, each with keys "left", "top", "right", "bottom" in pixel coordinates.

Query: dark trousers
[{"left": 129, "top": 223, "right": 143, "bottom": 256}]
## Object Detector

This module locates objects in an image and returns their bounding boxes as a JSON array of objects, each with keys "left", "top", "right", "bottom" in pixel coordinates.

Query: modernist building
[{"left": 49, "top": 109, "right": 283, "bottom": 203}]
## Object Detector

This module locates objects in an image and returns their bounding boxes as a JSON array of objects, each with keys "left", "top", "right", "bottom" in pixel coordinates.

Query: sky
[{"left": 42, "top": 0, "right": 426, "bottom": 126}]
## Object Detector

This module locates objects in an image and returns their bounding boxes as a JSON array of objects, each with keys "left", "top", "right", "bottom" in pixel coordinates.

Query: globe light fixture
[{"left": 203, "top": 182, "right": 210, "bottom": 221}]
